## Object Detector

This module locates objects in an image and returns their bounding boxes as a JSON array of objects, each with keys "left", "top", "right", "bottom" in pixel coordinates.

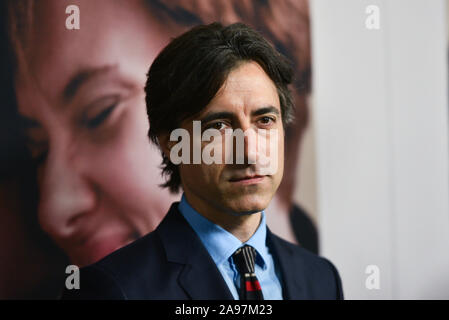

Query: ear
[{"left": 157, "top": 133, "right": 176, "bottom": 161}]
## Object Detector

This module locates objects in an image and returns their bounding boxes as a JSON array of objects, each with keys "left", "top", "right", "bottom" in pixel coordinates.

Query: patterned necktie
[{"left": 232, "top": 245, "right": 264, "bottom": 300}]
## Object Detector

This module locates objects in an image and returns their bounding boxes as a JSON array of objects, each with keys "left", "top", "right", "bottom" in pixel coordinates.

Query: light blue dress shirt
[{"left": 178, "top": 193, "right": 283, "bottom": 300}]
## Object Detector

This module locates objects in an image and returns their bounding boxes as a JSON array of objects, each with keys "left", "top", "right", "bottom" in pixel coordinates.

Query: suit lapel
[
  {"left": 266, "top": 228, "right": 307, "bottom": 300},
  {"left": 177, "top": 259, "right": 234, "bottom": 300},
  {"left": 156, "top": 203, "right": 308, "bottom": 300},
  {"left": 156, "top": 203, "right": 234, "bottom": 300}
]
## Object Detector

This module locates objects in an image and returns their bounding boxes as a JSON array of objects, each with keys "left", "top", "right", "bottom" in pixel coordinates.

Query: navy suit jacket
[{"left": 62, "top": 202, "right": 344, "bottom": 300}]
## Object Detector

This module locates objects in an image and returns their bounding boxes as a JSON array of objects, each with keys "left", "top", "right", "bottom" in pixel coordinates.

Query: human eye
[
  {"left": 83, "top": 95, "right": 119, "bottom": 129},
  {"left": 205, "top": 121, "right": 229, "bottom": 131},
  {"left": 258, "top": 115, "right": 276, "bottom": 127},
  {"left": 33, "top": 148, "right": 48, "bottom": 166},
  {"left": 20, "top": 118, "right": 49, "bottom": 166},
  {"left": 24, "top": 135, "right": 49, "bottom": 166}
]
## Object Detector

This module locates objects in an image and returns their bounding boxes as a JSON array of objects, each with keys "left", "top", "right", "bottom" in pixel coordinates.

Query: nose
[
  {"left": 243, "top": 127, "right": 258, "bottom": 165},
  {"left": 232, "top": 121, "right": 278, "bottom": 174},
  {"left": 38, "top": 143, "right": 96, "bottom": 242},
  {"left": 231, "top": 121, "right": 258, "bottom": 166}
]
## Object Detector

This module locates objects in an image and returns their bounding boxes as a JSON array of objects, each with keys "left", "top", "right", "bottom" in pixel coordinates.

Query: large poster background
[{"left": 0, "top": 0, "right": 315, "bottom": 298}]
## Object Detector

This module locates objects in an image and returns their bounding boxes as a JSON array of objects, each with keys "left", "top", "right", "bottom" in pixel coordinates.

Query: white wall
[{"left": 310, "top": 0, "right": 449, "bottom": 299}]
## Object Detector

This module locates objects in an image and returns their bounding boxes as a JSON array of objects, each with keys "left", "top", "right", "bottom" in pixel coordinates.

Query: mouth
[{"left": 229, "top": 174, "right": 267, "bottom": 185}]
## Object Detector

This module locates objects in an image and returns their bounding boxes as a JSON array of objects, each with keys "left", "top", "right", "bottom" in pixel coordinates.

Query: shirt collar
[{"left": 178, "top": 193, "right": 269, "bottom": 269}]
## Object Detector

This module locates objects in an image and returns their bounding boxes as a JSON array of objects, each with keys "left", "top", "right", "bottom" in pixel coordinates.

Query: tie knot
[{"left": 232, "top": 245, "right": 257, "bottom": 275}]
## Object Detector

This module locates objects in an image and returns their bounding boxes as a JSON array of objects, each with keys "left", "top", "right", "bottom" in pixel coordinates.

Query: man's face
[
  {"left": 176, "top": 61, "right": 284, "bottom": 215},
  {"left": 14, "top": 0, "right": 179, "bottom": 266}
]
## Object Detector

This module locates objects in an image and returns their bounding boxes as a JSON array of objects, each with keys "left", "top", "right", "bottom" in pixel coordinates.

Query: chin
[
  {"left": 67, "top": 235, "right": 135, "bottom": 267},
  {"left": 225, "top": 194, "right": 270, "bottom": 215}
]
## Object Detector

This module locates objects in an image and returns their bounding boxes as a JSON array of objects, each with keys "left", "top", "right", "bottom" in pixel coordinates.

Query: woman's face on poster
[{"left": 14, "top": 0, "right": 179, "bottom": 266}]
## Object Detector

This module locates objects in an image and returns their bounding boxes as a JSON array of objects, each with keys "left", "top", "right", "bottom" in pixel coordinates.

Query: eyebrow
[
  {"left": 200, "top": 106, "right": 280, "bottom": 124},
  {"left": 19, "top": 65, "right": 124, "bottom": 129},
  {"left": 62, "top": 65, "right": 119, "bottom": 102},
  {"left": 251, "top": 106, "right": 280, "bottom": 117}
]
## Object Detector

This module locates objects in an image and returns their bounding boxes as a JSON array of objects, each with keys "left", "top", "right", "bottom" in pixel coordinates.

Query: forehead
[
  {"left": 205, "top": 61, "right": 280, "bottom": 112},
  {"left": 15, "top": 0, "right": 171, "bottom": 113}
]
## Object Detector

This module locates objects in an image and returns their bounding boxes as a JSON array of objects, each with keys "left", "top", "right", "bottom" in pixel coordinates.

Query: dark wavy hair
[{"left": 145, "top": 22, "right": 295, "bottom": 193}]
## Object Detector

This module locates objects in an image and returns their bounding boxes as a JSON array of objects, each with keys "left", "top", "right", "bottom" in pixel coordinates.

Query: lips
[
  {"left": 228, "top": 174, "right": 267, "bottom": 186},
  {"left": 229, "top": 174, "right": 265, "bottom": 182}
]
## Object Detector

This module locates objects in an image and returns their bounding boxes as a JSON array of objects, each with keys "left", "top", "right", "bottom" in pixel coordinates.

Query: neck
[{"left": 183, "top": 192, "right": 262, "bottom": 243}]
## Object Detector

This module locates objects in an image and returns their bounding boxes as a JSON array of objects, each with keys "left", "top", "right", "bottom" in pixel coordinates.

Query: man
[{"left": 62, "top": 22, "right": 343, "bottom": 300}]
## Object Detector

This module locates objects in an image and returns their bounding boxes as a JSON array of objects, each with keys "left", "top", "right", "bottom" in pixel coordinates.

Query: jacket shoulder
[
  {"left": 272, "top": 233, "right": 328, "bottom": 266},
  {"left": 61, "top": 264, "right": 127, "bottom": 300},
  {"left": 61, "top": 230, "right": 168, "bottom": 300},
  {"left": 270, "top": 233, "right": 344, "bottom": 300}
]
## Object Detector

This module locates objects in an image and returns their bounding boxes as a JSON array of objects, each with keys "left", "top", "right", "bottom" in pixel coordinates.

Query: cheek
[
  {"left": 85, "top": 105, "right": 173, "bottom": 212},
  {"left": 180, "top": 163, "right": 223, "bottom": 189},
  {"left": 274, "top": 133, "right": 285, "bottom": 185}
]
